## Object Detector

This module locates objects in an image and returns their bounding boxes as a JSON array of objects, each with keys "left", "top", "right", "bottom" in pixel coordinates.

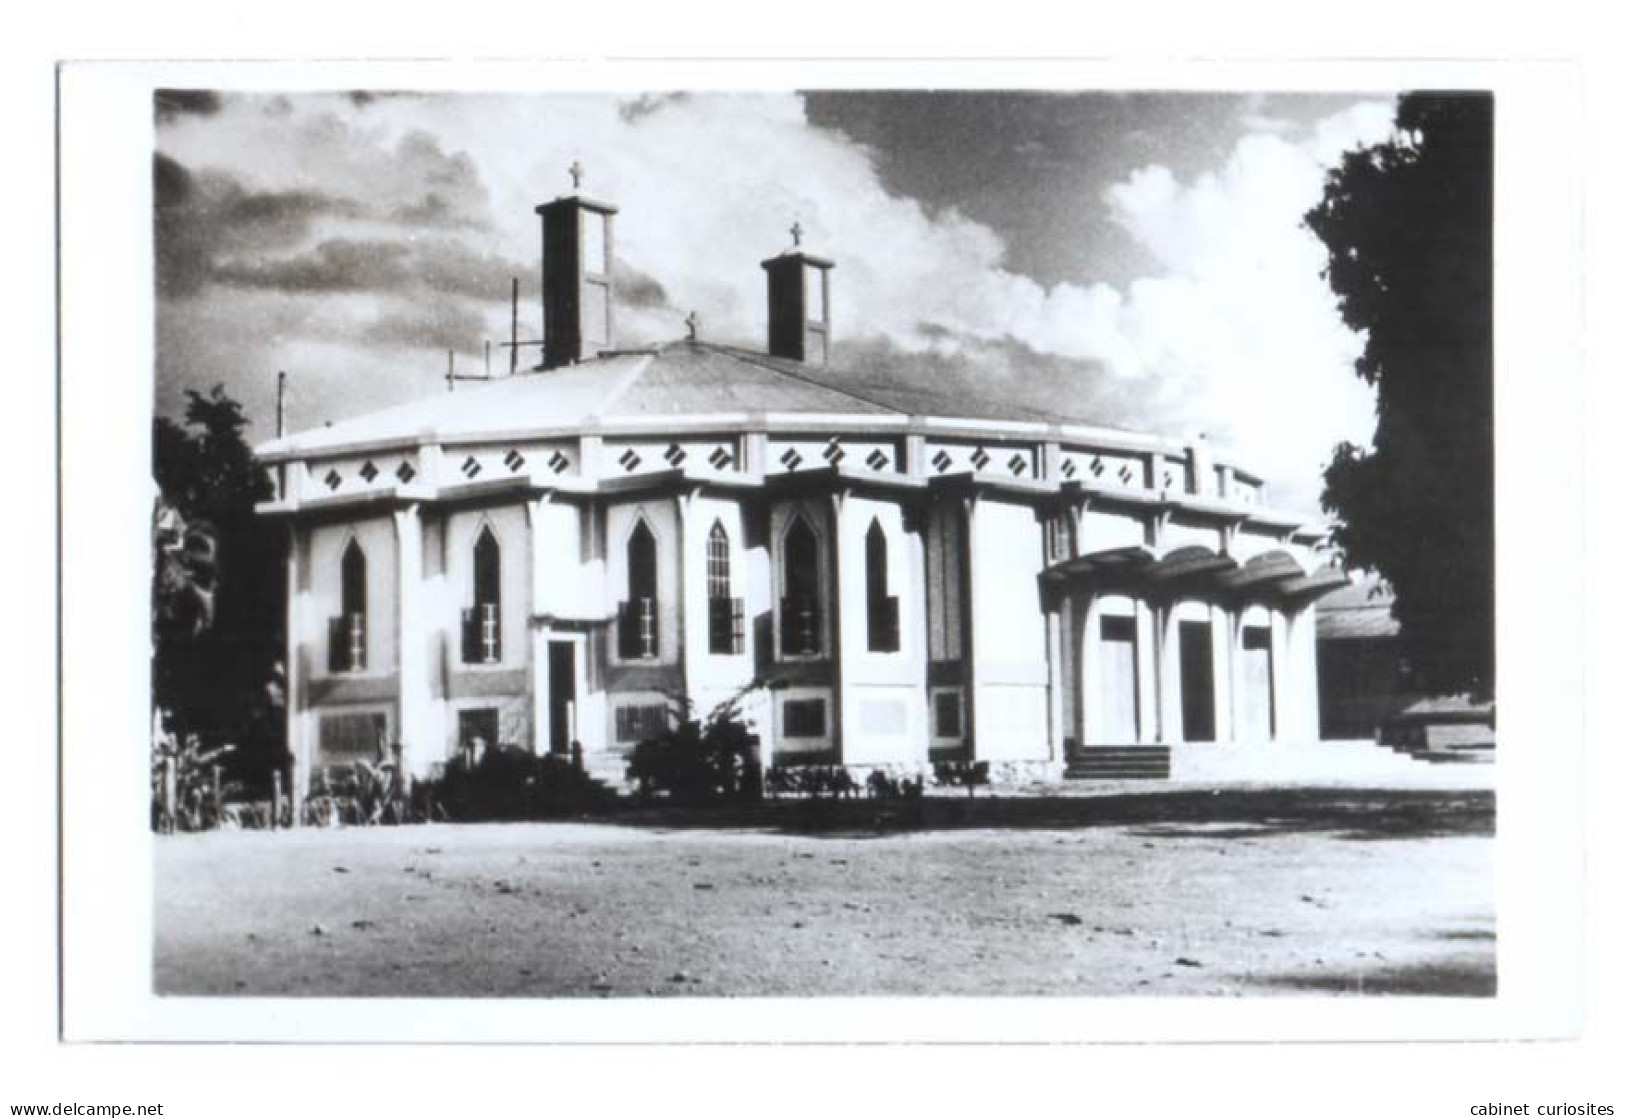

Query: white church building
[{"left": 255, "top": 177, "right": 1354, "bottom": 794}]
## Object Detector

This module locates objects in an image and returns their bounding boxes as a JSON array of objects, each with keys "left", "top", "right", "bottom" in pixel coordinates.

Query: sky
[{"left": 153, "top": 89, "right": 1396, "bottom": 512}]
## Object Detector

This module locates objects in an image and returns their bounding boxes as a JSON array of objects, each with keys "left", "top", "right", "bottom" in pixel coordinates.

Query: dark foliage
[
  {"left": 1305, "top": 93, "right": 1495, "bottom": 698},
  {"left": 627, "top": 693, "right": 764, "bottom": 805},
  {"left": 932, "top": 760, "right": 991, "bottom": 798},
  {"left": 152, "top": 386, "right": 286, "bottom": 791},
  {"left": 422, "top": 746, "right": 615, "bottom": 822},
  {"left": 763, "top": 764, "right": 861, "bottom": 799}
]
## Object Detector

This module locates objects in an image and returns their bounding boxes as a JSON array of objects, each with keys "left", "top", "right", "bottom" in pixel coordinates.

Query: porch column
[
  {"left": 1284, "top": 602, "right": 1322, "bottom": 740},
  {"left": 393, "top": 504, "right": 433, "bottom": 778},
  {"left": 1077, "top": 592, "right": 1100, "bottom": 745},
  {"left": 1133, "top": 599, "right": 1157, "bottom": 744},
  {"left": 526, "top": 497, "right": 549, "bottom": 753},
  {"left": 1210, "top": 603, "right": 1235, "bottom": 743},
  {"left": 1155, "top": 602, "right": 1183, "bottom": 744},
  {"left": 1269, "top": 606, "right": 1292, "bottom": 743},
  {"left": 1045, "top": 598, "right": 1066, "bottom": 761}
]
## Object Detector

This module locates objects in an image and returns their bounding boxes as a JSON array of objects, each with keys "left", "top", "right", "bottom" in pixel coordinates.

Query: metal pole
[
  {"left": 276, "top": 370, "right": 286, "bottom": 437},
  {"left": 446, "top": 350, "right": 454, "bottom": 392},
  {"left": 509, "top": 277, "right": 520, "bottom": 376}
]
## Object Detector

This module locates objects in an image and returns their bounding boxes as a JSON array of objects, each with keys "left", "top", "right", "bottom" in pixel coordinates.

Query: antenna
[
  {"left": 509, "top": 277, "right": 519, "bottom": 376},
  {"left": 275, "top": 370, "right": 287, "bottom": 437},
  {"left": 497, "top": 275, "right": 548, "bottom": 372}
]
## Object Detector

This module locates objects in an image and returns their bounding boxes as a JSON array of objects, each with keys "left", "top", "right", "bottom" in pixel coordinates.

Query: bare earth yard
[{"left": 154, "top": 782, "right": 1495, "bottom": 997}]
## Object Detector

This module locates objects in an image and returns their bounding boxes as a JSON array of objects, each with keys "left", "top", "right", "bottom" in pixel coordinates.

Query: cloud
[
  {"left": 155, "top": 90, "right": 221, "bottom": 124},
  {"left": 154, "top": 91, "right": 1395, "bottom": 510},
  {"left": 212, "top": 235, "right": 526, "bottom": 301},
  {"left": 362, "top": 300, "right": 490, "bottom": 353},
  {"left": 154, "top": 153, "right": 371, "bottom": 297}
]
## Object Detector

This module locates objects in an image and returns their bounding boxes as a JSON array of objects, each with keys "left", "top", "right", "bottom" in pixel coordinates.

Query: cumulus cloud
[{"left": 154, "top": 91, "right": 1394, "bottom": 510}]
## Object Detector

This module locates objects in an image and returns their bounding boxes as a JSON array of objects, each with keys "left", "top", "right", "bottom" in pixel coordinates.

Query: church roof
[{"left": 257, "top": 338, "right": 1156, "bottom": 461}]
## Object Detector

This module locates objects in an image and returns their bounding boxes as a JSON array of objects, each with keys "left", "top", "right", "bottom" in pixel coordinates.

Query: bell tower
[
  {"left": 762, "top": 222, "right": 834, "bottom": 366},
  {"left": 536, "top": 161, "right": 617, "bottom": 368}
]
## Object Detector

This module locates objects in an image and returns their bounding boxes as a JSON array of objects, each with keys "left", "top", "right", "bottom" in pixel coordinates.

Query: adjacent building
[{"left": 255, "top": 179, "right": 1351, "bottom": 794}]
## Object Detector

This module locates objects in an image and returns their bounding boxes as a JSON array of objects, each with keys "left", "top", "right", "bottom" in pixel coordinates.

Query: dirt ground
[{"left": 153, "top": 783, "right": 1495, "bottom": 998}]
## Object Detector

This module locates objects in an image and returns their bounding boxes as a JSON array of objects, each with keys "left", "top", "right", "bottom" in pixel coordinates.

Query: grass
[{"left": 154, "top": 784, "right": 1494, "bottom": 998}]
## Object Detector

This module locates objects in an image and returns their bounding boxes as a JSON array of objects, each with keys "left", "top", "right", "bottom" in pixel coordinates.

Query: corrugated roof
[
  {"left": 257, "top": 337, "right": 1165, "bottom": 460},
  {"left": 259, "top": 341, "right": 912, "bottom": 457}
]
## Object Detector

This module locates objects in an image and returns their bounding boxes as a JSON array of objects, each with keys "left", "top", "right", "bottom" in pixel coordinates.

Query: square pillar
[
  {"left": 1285, "top": 603, "right": 1322, "bottom": 740},
  {"left": 392, "top": 505, "right": 435, "bottom": 778},
  {"left": 1269, "top": 607, "right": 1292, "bottom": 743},
  {"left": 1210, "top": 603, "right": 1235, "bottom": 743},
  {"left": 1155, "top": 603, "right": 1183, "bottom": 744},
  {"left": 1134, "top": 600, "right": 1158, "bottom": 744}
]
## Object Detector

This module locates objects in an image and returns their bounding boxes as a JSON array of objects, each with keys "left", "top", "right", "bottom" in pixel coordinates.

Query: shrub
[
  {"left": 763, "top": 764, "right": 859, "bottom": 799},
  {"left": 627, "top": 689, "right": 764, "bottom": 805},
  {"left": 151, "top": 727, "right": 238, "bottom": 833},
  {"left": 425, "top": 745, "right": 615, "bottom": 822},
  {"left": 933, "top": 760, "right": 991, "bottom": 798}
]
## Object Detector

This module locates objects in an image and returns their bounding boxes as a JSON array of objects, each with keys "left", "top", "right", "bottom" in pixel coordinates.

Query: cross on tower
[
  {"left": 790, "top": 221, "right": 803, "bottom": 248},
  {"left": 568, "top": 160, "right": 584, "bottom": 190}
]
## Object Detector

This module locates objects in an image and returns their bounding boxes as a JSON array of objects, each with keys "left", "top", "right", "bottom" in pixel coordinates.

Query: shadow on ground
[
  {"left": 1252, "top": 957, "right": 1496, "bottom": 996},
  {"left": 581, "top": 787, "right": 1495, "bottom": 842}
]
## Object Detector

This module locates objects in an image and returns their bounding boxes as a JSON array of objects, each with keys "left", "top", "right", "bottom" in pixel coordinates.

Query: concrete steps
[{"left": 1065, "top": 747, "right": 1172, "bottom": 781}]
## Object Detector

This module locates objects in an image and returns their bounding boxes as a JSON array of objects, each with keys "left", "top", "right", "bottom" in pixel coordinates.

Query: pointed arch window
[
  {"left": 865, "top": 518, "right": 900, "bottom": 653},
  {"left": 618, "top": 519, "right": 660, "bottom": 659},
  {"left": 462, "top": 526, "right": 503, "bottom": 664},
  {"left": 779, "top": 515, "right": 822, "bottom": 656},
  {"left": 706, "top": 521, "right": 744, "bottom": 655},
  {"left": 329, "top": 539, "right": 367, "bottom": 672}
]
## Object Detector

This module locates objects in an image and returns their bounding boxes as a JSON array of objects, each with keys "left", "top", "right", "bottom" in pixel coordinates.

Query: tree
[
  {"left": 1305, "top": 93, "right": 1494, "bottom": 698},
  {"left": 153, "top": 386, "right": 286, "bottom": 790}
]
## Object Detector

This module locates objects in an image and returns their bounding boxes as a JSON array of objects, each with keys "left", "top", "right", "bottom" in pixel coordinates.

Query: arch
[
  {"left": 618, "top": 516, "right": 660, "bottom": 659},
  {"left": 340, "top": 538, "right": 367, "bottom": 618},
  {"left": 706, "top": 520, "right": 742, "bottom": 655},
  {"left": 865, "top": 517, "right": 899, "bottom": 653},
  {"left": 706, "top": 520, "right": 732, "bottom": 600},
  {"left": 332, "top": 538, "right": 368, "bottom": 673},
  {"left": 783, "top": 514, "right": 819, "bottom": 604},
  {"left": 780, "top": 513, "right": 823, "bottom": 656},
  {"left": 466, "top": 524, "right": 503, "bottom": 664},
  {"left": 627, "top": 518, "right": 658, "bottom": 601},
  {"left": 473, "top": 524, "right": 501, "bottom": 607}
]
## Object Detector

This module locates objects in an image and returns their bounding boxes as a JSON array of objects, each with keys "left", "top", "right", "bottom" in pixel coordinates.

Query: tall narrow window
[
  {"left": 706, "top": 521, "right": 743, "bottom": 655},
  {"left": 330, "top": 539, "right": 367, "bottom": 672},
  {"left": 463, "top": 526, "right": 503, "bottom": 664},
  {"left": 1044, "top": 511, "right": 1074, "bottom": 562},
  {"left": 865, "top": 519, "right": 900, "bottom": 653},
  {"left": 780, "top": 516, "right": 822, "bottom": 656},
  {"left": 618, "top": 519, "right": 659, "bottom": 659}
]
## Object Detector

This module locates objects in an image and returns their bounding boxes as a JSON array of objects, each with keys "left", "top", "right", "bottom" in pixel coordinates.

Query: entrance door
[
  {"left": 1097, "top": 614, "right": 1140, "bottom": 742},
  {"left": 1238, "top": 625, "right": 1274, "bottom": 742},
  {"left": 1178, "top": 619, "right": 1216, "bottom": 742},
  {"left": 547, "top": 641, "right": 577, "bottom": 754}
]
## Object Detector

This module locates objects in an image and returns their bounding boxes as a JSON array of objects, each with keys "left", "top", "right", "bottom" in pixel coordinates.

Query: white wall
[
  {"left": 605, "top": 498, "right": 681, "bottom": 667},
  {"left": 967, "top": 499, "right": 1050, "bottom": 761},
  {"left": 682, "top": 493, "right": 757, "bottom": 717},
  {"left": 307, "top": 516, "right": 397, "bottom": 680},
  {"left": 443, "top": 505, "right": 532, "bottom": 672},
  {"left": 836, "top": 494, "right": 927, "bottom": 765}
]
